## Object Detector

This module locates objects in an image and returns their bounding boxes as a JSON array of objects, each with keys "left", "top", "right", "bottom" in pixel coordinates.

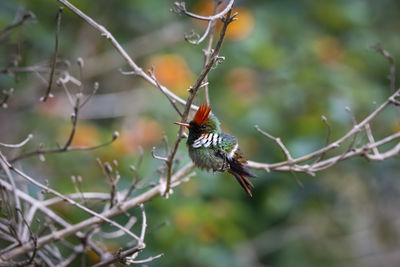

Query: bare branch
[
  {"left": 1, "top": 162, "right": 194, "bottom": 260},
  {"left": 247, "top": 87, "right": 400, "bottom": 172},
  {"left": 0, "top": 179, "right": 109, "bottom": 261},
  {"left": 0, "top": 153, "right": 141, "bottom": 249}
]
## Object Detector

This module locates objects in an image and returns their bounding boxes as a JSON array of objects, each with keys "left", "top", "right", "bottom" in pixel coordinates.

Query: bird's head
[{"left": 175, "top": 103, "right": 220, "bottom": 134}]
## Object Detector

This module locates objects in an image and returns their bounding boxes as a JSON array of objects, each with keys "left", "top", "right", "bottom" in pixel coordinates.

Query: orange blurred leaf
[
  {"left": 148, "top": 54, "right": 194, "bottom": 96},
  {"left": 112, "top": 117, "right": 163, "bottom": 154},
  {"left": 226, "top": 67, "right": 258, "bottom": 100},
  {"left": 224, "top": 7, "right": 255, "bottom": 41},
  {"left": 313, "top": 36, "right": 344, "bottom": 64}
]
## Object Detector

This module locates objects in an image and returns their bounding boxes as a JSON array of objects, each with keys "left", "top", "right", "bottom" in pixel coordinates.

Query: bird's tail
[
  {"left": 228, "top": 158, "right": 257, "bottom": 197},
  {"left": 228, "top": 170, "right": 254, "bottom": 197}
]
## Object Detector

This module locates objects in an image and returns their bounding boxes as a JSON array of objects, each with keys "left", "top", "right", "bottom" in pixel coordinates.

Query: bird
[{"left": 175, "top": 103, "right": 257, "bottom": 196}]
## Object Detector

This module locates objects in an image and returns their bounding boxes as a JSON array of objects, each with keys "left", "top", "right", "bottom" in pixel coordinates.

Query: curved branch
[
  {"left": 172, "top": 0, "right": 234, "bottom": 21},
  {"left": 0, "top": 134, "right": 33, "bottom": 148}
]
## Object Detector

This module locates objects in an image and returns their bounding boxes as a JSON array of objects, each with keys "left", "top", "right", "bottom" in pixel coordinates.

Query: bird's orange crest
[{"left": 193, "top": 103, "right": 211, "bottom": 125}]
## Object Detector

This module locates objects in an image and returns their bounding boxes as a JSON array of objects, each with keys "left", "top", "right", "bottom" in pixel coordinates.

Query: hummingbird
[{"left": 175, "top": 103, "right": 257, "bottom": 196}]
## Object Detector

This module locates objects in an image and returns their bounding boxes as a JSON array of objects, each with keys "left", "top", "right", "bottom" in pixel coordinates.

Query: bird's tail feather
[
  {"left": 227, "top": 158, "right": 257, "bottom": 196},
  {"left": 229, "top": 158, "right": 257, "bottom": 178},
  {"left": 229, "top": 170, "right": 254, "bottom": 197}
]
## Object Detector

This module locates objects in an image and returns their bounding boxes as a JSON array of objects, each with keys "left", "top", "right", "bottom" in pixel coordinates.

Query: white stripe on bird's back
[
  {"left": 203, "top": 133, "right": 213, "bottom": 147},
  {"left": 213, "top": 134, "right": 218, "bottom": 146},
  {"left": 227, "top": 143, "right": 238, "bottom": 159},
  {"left": 208, "top": 133, "right": 214, "bottom": 142},
  {"left": 201, "top": 134, "right": 209, "bottom": 144}
]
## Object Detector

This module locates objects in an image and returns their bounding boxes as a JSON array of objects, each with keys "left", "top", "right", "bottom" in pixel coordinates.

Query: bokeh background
[{"left": 1, "top": 0, "right": 400, "bottom": 266}]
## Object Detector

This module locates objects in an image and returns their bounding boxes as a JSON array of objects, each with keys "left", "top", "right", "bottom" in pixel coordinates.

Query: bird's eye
[{"left": 201, "top": 125, "right": 206, "bottom": 129}]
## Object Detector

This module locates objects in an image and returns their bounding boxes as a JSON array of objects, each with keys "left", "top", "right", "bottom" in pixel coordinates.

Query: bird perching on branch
[{"left": 175, "top": 103, "right": 257, "bottom": 196}]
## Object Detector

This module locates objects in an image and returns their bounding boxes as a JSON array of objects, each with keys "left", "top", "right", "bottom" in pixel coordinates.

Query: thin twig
[
  {"left": 80, "top": 81, "right": 99, "bottom": 108},
  {"left": 9, "top": 131, "right": 118, "bottom": 163},
  {"left": 148, "top": 66, "right": 183, "bottom": 116},
  {"left": 125, "top": 253, "right": 164, "bottom": 264},
  {"left": 0, "top": 11, "right": 35, "bottom": 39},
  {"left": 63, "top": 94, "right": 80, "bottom": 149},
  {"left": 255, "top": 125, "right": 293, "bottom": 162},
  {"left": 123, "top": 146, "right": 143, "bottom": 201},
  {"left": 41, "top": 7, "right": 63, "bottom": 102},
  {"left": 151, "top": 147, "right": 168, "bottom": 161},
  {"left": 202, "top": 0, "right": 221, "bottom": 105},
  {"left": 71, "top": 176, "right": 87, "bottom": 205},
  {"left": 311, "top": 115, "right": 332, "bottom": 164},
  {"left": 364, "top": 123, "right": 380, "bottom": 158},
  {"left": 371, "top": 43, "right": 396, "bottom": 93}
]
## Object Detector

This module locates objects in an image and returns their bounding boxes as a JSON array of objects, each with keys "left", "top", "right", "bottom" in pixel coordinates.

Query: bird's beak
[{"left": 174, "top": 122, "right": 191, "bottom": 128}]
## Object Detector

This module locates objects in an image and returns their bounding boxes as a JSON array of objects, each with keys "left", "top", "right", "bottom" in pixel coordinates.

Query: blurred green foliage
[{"left": 1, "top": 0, "right": 400, "bottom": 266}]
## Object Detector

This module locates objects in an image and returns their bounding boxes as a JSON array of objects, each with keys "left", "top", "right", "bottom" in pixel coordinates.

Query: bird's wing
[
  {"left": 218, "top": 132, "right": 238, "bottom": 156},
  {"left": 219, "top": 132, "right": 256, "bottom": 178},
  {"left": 219, "top": 132, "right": 256, "bottom": 196}
]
